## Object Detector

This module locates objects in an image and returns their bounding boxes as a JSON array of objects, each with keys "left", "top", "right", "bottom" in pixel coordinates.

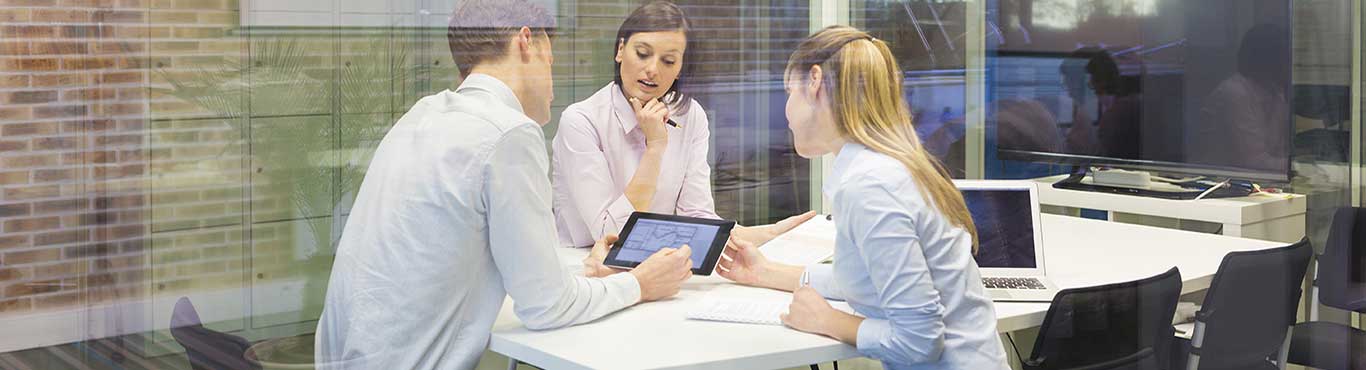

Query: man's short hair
[{"left": 446, "top": 0, "right": 557, "bottom": 77}]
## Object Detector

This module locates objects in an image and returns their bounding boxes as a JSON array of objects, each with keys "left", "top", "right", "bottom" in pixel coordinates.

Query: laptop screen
[{"left": 962, "top": 188, "right": 1038, "bottom": 269}]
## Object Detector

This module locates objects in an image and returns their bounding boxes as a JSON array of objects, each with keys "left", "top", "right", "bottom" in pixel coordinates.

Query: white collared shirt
[
  {"left": 806, "top": 143, "right": 1009, "bottom": 370},
  {"left": 551, "top": 83, "right": 718, "bottom": 247},
  {"left": 315, "top": 74, "right": 641, "bottom": 369}
]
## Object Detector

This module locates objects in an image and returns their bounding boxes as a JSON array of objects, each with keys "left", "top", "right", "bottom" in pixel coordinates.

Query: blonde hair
[{"left": 787, "top": 25, "right": 979, "bottom": 253}]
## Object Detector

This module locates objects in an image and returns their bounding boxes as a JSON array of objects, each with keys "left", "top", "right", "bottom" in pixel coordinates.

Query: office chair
[
  {"left": 170, "top": 297, "right": 261, "bottom": 370},
  {"left": 1293, "top": 84, "right": 1350, "bottom": 130},
  {"left": 1292, "top": 84, "right": 1350, "bottom": 162},
  {"left": 1288, "top": 207, "right": 1366, "bottom": 370},
  {"left": 1181, "top": 239, "right": 1312, "bottom": 370},
  {"left": 1022, "top": 267, "right": 1182, "bottom": 370}
]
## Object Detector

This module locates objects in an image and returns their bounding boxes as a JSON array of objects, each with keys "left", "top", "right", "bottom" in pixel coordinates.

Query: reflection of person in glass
[
  {"left": 1060, "top": 48, "right": 1141, "bottom": 158},
  {"left": 551, "top": 1, "right": 813, "bottom": 249},
  {"left": 314, "top": 1, "right": 694, "bottom": 368},
  {"left": 717, "top": 26, "right": 1009, "bottom": 370},
  {"left": 1193, "top": 24, "right": 1290, "bottom": 170},
  {"left": 993, "top": 98, "right": 1062, "bottom": 154}
]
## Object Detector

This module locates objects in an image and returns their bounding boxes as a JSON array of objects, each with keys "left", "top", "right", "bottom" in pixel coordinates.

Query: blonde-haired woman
[{"left": 717, "top": 26, "right": 1009, "bottom": 370}]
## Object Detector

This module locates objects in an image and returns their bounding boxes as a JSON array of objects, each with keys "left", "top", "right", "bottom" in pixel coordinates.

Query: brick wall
[
  {"left": 4, "top": 0, "right": 153, "bottom": 316},
  {"left": 0, "top": 0, "right": 264, "bottom": 319},
  {"left": 0, "top": 0, "right": 472, "bottom": 345}
]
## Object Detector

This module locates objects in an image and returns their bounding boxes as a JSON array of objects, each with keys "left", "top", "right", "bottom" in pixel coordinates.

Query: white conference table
[{"left": 488, "top": 214, "right": 1285, "bottom": 370}]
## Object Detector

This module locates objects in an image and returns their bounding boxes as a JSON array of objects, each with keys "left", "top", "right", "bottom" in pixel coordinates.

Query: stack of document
[
  {"left": 759, "top": 215, "right": 836, "bottom": 266},
  {"left": 686, "top": 286, "right": 855, "bottom": 326},
  {"left": 687, "top": 299, "right": 789, "bottom": 325}
]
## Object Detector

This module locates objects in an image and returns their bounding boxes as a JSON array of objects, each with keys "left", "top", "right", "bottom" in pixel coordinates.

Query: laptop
[{"left": 955, "top": 180, "right": 1061, "bottom": 302}]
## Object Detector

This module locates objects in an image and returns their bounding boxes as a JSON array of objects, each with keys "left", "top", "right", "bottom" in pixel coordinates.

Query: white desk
[
  {"left": 1032, "top": 175, "right": 1307, "bottom": 243},
  {"left": 489, "top": 214, "right": 1284, "bottom": 370}
]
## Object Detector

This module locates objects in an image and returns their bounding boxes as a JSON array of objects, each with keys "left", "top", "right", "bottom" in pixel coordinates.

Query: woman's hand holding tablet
[
  {"left": 603, "top": 212, "right": 737, "bottom": 275},
  {"left": 583, "top": 234, "right": 624, "bottom": 278}
]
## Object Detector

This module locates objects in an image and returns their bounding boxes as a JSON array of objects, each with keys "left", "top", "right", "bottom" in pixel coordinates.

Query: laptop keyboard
[{"left": 982, "top": 277, "right": 1048, "bottom": 290}]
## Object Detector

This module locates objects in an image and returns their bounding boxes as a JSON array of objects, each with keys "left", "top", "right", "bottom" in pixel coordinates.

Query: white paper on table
[
  {"left": 759, "top": 215, "right": 836, "bottom": 266},
  {"left": 686, "top": 299, "right": 788, "bottom": 325},
  {"left": 685, "top": 285, "right": 855, "bottom": 326}
]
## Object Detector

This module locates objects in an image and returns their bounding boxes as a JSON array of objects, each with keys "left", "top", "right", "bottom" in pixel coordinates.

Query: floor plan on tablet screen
[{"left": 618, "top": 219, "right": 720, "bottom": 268}]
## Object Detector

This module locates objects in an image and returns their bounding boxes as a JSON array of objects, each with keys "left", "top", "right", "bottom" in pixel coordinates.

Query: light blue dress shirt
[
  {"left": 315, "top": 74, "right": 641, "bottom": 370},
  {"left": 806, "top": 143, "right": 1009, "bottom": 370}
]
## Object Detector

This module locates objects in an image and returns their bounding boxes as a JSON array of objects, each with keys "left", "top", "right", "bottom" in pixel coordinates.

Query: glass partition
[
  {"left": 0, "top": 0, "right": 815, "bottom": 367},
  {"left": 0, "top": 0, "right": 1357, "bottom": 368}
]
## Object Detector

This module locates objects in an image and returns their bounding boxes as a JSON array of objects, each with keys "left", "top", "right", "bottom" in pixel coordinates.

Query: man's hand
[{"left": 630, "top": 244, "right": 693, "bottom": 302}]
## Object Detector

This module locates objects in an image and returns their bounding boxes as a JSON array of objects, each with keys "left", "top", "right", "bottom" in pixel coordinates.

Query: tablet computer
[{"left": 603, "top": 212, "right": 736, "bottom": 276}]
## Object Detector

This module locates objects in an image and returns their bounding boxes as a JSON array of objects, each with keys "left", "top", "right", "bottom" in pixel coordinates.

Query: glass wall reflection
[
  {"left": 854, "top": 0, "right": 970, "bottom": 178},
  {"left": 0, "top": 0, "right": 1355, "bottom": 368},
  {"left": 0, "top": 0, "right": 815, "bottom": 368}
]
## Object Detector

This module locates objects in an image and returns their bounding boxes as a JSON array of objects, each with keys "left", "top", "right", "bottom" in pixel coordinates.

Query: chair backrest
[
  {"left": 1319, "top": 207, "right": 1366, "bottom": 312},
  {"left": 1292, "top": 84, "right": 1350, "bottom": 127},
  {"left": 170, "top": 297, "right": 261, "bottom": 370},
  {"left": 1025, "top": 267, "right": 1183, "bottom": 370},
  {"left": 1191, "top": 239, "right": 1312, "bottom": 369}
]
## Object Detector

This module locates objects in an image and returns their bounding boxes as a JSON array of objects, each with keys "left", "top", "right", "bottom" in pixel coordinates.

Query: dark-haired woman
[{"left": 552, "top": 1, "right": 812, "bottom": 249}]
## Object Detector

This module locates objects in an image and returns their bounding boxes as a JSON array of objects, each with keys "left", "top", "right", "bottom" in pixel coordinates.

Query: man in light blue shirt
[{"left": 314, "top": 1, "right": 694, "bottom": 368}]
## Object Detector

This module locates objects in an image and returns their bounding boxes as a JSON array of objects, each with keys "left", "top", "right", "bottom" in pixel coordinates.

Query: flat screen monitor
[{"left": 987, "top": 0, "right": 1292, "bottom": 182}]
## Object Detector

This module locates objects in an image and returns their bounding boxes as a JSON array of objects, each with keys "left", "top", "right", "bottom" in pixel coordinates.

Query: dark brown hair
[
  {"left": 614, "top": 1, "right": 696, "bottom": 112},
  {"left": 446, "top": 0, "right": 556, "bottom": 77}
]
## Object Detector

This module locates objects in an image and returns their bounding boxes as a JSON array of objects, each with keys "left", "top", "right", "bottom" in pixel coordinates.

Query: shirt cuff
[
  {"left": 806, "top": 264, "right": 842, "bottom": 300},
  {"left": 599, "top": 195, "right": 637, "bottom": 237},
  {"left": 601, "top": 270, "right": 642, "bottom": 306},
  {"left": 856, "top": 317, "right": 892, "bottom": 361}
]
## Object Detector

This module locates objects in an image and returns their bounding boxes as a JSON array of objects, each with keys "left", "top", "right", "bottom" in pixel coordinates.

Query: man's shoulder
[
  {"left": 402, "top": 90, "right": 540, "bottom": 144},
  {"left": 562, "top": 84, "right": 615, "bottom": 118}
]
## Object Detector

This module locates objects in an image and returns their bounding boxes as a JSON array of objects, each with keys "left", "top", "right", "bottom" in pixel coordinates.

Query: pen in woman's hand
[
  {"left": 655, "top": 97, "right": 679, "bottom": 127},
  {"left": 632, "top": 96, "right": 679, "bottom": 128}
]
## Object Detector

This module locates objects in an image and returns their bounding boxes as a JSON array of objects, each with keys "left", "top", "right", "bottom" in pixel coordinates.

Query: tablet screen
[{"left": 615, "top": 218, "right": 721, "bottom": 268}]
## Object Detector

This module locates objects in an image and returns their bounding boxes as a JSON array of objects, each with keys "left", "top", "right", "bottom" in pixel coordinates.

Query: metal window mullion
[
  {"left": 965, "top": 0, "right": 986, "bottom": 179},
  {"left": 808, "top": 0, "right": 847, "bottom": 214}
]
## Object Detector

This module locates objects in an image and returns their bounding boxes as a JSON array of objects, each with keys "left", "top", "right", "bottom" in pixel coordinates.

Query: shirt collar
[
  {"left": 455, "top": 73, "right": 524, "bottom": 114},
  {"left": 608, "top": 82, "right": 640, "bottom": 134},
  {"left": 822, "top": 142, "right": 866, "bottom": 199}
]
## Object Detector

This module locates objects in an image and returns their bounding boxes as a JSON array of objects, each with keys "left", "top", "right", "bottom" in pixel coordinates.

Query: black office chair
[
  {"left": 1022, "top": 267, "right": 1182, "bottom": 370},
  {"left": 170, "top": 297, "right": 261, "bottom": 370},
  {"left": 1288, "top": 207, "right": 1366, "bottom": 370},
  {"left": 1292, "top": 84, "right": 1351, "bottom": 162},
  {"left": 1293, "top": 84, "right": 1350, "bottom": 130},
  {"left": 1180, "top": 239, "right": 1312, "bottom": 370}
]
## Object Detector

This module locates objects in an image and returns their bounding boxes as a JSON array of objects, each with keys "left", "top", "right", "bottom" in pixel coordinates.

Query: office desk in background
[
  {"left": 488, "top": 214, "right": 1284, "bottom": 370},
  {"left": 1031, "top": 175, "right": 1307, "bottom": 243}
]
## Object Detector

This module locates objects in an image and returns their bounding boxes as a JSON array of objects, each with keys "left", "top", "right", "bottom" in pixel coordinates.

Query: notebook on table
[
  {"left": 685, "top": 286, "right": 855, "bottom": 325},
  {"left": 687, "top": 299, "right": 789, "bottom": 325},
  {"left": 759, "top": 215, "right": 836, "bottom": 266}
]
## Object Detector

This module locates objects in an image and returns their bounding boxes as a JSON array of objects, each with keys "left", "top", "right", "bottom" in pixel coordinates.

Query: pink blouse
[{"left": 551, "top": 83, "right": 719, "bottom": 247}]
